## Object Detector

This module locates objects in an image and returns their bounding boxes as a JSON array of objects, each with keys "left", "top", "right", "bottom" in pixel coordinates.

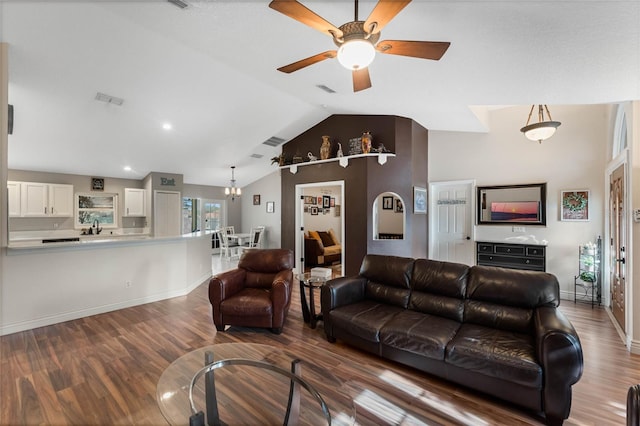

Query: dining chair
[
  {"left": 240, "top": 227, "right": 264, "bottom": 252},
  {"left": 219, "top": 230, "right": 238, "bottom": 259}
]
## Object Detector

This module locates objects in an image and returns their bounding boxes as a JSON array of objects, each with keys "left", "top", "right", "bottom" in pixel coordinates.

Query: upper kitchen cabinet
[
  {"left": 7, "top": 181, "right": 21, "bottom": 217},
  {"left": 124, "top": 188, "right": 146, "bottom": 217},
  {"left": 11, "top": 181, "right": 74, "bottom": 217}
]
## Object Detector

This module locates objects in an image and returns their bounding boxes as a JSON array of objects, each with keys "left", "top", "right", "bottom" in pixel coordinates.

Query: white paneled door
[
  {"left": 155, "top": 190, "right": 181, "bottom": 237},
  {"left": 429, "top": 181, "right": 474, "bottom": 265}
]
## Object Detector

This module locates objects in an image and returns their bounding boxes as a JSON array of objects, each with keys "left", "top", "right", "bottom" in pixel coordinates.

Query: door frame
[
  {"left": 605, "top": 150, "right": 632, "bottom": 347},
  {"left": 428, "top": 179, "right": 475, "bottom": 263},
  {"left": 294, "top": 180, "right": 345, "bottom": 275}
]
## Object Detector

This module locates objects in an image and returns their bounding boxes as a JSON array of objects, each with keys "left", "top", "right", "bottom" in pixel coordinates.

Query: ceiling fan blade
[
  {"left": 363, "top": 0, "right": 411, "bottom": 35},
  {"left": 269, "top": 0, "right": 343, "bottom": 39},
  {"left": 376, "top": 40, "right": 451, "bottom": 60},
  {"left": 277, "top": 50, "right": 337, "bottom": 74},
  {"left": 352, "top": 68, "right": 372, "bottom": 92}
]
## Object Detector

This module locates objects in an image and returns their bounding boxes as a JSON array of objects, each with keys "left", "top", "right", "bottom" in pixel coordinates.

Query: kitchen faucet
[{"left": 92, "top": 219, "right": 102, "bottom": 235}]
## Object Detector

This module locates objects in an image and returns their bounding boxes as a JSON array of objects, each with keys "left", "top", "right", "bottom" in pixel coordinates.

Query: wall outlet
[
  {"left": 125, "top": 281, "right": 132, "bottom": 288},
  {"left": 512, "top": 226, "right": 525, "bottom": 233}
]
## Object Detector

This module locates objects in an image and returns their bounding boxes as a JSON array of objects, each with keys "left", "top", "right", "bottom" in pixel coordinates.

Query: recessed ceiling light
[
  {"left": 162, "top": 123, "right": 172, "bottom": 130},
  {"left": 123, "top": 166, "right": 132, "bottom": 172}
]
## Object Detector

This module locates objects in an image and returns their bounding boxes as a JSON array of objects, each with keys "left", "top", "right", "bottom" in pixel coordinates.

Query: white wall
[
  {"left": 429, "top": 105, "right": 608, "bottom": 300},
  {"left": 240, "top": 170, "right": 282, "bottom": 249}
]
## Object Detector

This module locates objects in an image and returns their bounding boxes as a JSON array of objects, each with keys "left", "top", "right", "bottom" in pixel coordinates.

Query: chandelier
[
  {"left": 225, "top": 166, "right": 241, "bottom": 201},
  {"left": 520, "top": 105, "right": 561, "bottom": 143}
]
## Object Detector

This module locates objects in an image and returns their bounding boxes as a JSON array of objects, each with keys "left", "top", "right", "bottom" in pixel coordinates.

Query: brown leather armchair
[
  {"left": 629, "top": 384, "right": 640, "bottom": 426},
  {"left": 208, "top": 248, "right": 294, "bottom": 334}
]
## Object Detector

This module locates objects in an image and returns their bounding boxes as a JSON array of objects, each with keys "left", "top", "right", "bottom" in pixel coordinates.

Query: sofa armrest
[
  {"left": 321, "top": 276, "right": 367, "bottom": 312},
  {"left": 535, "top": 306, "right": 584, "bottom": 423}
]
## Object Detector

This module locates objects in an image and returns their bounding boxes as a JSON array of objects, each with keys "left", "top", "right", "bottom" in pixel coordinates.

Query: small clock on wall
[{"left": 91, "top": 177, "right": 105, "bottom": 191}]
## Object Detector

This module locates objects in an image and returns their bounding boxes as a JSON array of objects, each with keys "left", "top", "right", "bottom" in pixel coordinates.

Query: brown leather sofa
[
  {"left": 209, "top": 249, "right": 294, "bottom": 334},
  {"left": 321, "top": 254, "right": 584, "bottom": 425}
]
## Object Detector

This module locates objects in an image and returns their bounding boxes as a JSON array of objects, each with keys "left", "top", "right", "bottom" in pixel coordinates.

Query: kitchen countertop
[{"left": 7, "top": 230, "right": 215, "bottom": 251}]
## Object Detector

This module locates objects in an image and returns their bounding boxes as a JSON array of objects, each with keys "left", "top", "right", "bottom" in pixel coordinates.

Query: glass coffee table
[
  {"left": 297, "top": 272, "right": 327, "bottom": 329},
  {"left": 157, "top": 343, "right": 354, "bottom": 425}
]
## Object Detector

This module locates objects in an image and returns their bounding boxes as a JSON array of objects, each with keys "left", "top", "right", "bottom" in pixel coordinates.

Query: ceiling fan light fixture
[
  {"left": 337, "top": 39, "right": 375, "bottom": 70},
  {"left": 520, "top": 105, "right": 561, "bottom": 143}
]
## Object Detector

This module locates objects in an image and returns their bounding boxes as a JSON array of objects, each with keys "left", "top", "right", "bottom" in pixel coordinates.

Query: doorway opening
[{"left": 295, "top": 181, "right": 345, "bottom": 277}]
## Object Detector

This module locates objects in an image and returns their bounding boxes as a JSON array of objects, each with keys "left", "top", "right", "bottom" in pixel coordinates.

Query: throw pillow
[
  {"left": 328, "top": 228, "right": 340, "bottom": 246},
  {"left": 308, "top": 231, "right": 321, "bottom": 241},
  {"left": 317, "top": 231, "right": 334, "bottom": 247}
]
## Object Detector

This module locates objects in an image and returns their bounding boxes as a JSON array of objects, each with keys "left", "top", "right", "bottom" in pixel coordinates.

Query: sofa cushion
[
  {"left": 380, "top": 310, "right": 461, "bottom": 360},
  {"left": 327, "top": 300, "right": 403, "bottom": 343},
  {"left": 410, "top": 259, "right": 468, "bottom": 322},
  {"left": 465, "top": 266, "right": 560, "bottom": 333},
  {"left": 328, "top": 228, "right": 340, "bottom": 245},
  {"left": 317, "top": 231, "right": 334, "bottom": 247},
  {"left": 446, "top": 323, "right": 542, "bottom": 388},
  {"left": 308, "top": 230, "right": 323, "bottom": 243},
  {"left": 323, "top": 244, "right": 341, "bottom": 256}
]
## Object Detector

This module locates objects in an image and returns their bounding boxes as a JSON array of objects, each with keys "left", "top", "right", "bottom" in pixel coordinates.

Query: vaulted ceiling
[{"left": 3, "top": 1, "right": 639, "bottom": 187}]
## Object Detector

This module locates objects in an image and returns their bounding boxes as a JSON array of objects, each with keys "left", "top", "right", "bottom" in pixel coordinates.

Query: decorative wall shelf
[{"left": 279, "top": 153, "right": 395, "bottom": 174}]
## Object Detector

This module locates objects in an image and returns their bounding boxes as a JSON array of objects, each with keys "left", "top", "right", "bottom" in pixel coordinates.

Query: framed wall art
[
  {"left": 561, "top": 190, "right": 589, "bottom": 221},
  {"left": 253, "top": 194, "right": 261, "bottom": 205},
  {"left": 266, "top": 201, "right": 275, "bottom": 213},
  {"left": 413, "top": 187, "right": 427, "bottom": 214},
  {"left": 382, "top": 196, "right": 394, "bottom": 210}
]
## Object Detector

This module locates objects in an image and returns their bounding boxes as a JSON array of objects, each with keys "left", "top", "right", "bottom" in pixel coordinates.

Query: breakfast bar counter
[{"left": 1, "top": 231, "right": 214, "bottom": 336}]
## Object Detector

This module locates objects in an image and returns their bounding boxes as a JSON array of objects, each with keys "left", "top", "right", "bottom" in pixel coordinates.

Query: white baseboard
[{"left": 0, "top": 273, "right": 212, "bottom": 336}]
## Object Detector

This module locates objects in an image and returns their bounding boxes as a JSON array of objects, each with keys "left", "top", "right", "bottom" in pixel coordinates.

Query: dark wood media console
[{"left": 476, "top": 241, "right": 546, "bottom": 272}]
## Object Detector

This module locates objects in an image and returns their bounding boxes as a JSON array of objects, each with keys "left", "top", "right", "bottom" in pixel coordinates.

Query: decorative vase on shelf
[
  {"left": 320, "top": 135, "right": 331, "bottom": 160},
  {"left": 361, "top": 132, "right": 372, "bottom": 154}
]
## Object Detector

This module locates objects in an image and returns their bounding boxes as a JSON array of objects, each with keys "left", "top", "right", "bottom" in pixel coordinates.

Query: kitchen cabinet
[
  {"left": 15, "top": 181, "right": 73, "bottom": 217},
  {"left": 124, "top": 188, "right": 146, "bottom": 217},
  {"left": 7, "top": 181, "right": 21, "bottom": 217}
]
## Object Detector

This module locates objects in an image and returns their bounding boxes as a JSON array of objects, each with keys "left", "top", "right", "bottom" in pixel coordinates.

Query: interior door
[
  {"left": 429, "top": 181, "right": 474, "bottom": 265},
  {"left": 155, "top": 191, "right": 181, "bottom": 237},
  {"left": 609, "top": 164, "right": 626, "bottom": 331}
]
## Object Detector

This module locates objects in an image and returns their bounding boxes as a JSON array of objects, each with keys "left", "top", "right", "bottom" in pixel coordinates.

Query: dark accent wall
[{"left": 281, "top": 114, "right": 428, "bottom": 276}]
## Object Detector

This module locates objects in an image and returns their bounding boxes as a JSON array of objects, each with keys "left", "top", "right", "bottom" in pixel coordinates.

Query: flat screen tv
[{"left": 490, "top": 201, "right": 540, "bottom": 222}]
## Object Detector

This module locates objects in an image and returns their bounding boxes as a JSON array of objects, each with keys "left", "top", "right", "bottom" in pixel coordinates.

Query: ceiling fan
[{"left": 268, "top": 0, "right": 451, "bottom": 92}]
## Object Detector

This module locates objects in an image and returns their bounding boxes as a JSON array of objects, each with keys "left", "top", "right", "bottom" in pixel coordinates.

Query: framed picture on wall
[
  {"left": 253, "top": 194, "right": 261, "bottom": 205},
  {"left": 317, "top": 196, "right": 322, "bottom": 205},
  {"left": 330, "top": 197, "right": 335, "bottom": 207},
  {"left": 266, "top": 201, "right": 275, "bottom": 213},
  {"left": 414, "top": 187, "right": 427, "bottom": 214},
  {"left": 334, "top": 205, "right": 341, "bottom": 217},
  {"left": 323, "top": 195, "right": 331, "bottom": 209},
  {"left": 382, "top": 196, "right": 394, "bottom": 210},
  {"left": 311, "top": 206, "right": 319, "bottom": 215},
  {"left": 395, "top": 199, "right": 404, "bottom": 213},
  {"left": 561, "top": 190, "right": 589, "bottom": 221}
]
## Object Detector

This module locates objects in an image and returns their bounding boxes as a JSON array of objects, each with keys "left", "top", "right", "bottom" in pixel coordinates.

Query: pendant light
[
  {"left": 520, "top": 105, "right": 561, "bottom": 143},
  {"left": 225, "top": 166, "right": 241, "bottom": 202}
]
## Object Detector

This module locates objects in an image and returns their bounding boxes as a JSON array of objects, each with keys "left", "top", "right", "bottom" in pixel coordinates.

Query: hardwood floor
[{"left": 1, "top": 261, "right": 638, "bottom": 425}]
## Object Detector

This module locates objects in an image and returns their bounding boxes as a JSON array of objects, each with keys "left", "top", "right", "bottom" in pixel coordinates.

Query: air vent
[
  {"left": 316, "top": 84, "right": 336, "bottom": 94},
  {"left": 250, "top": 153, "right": 264, "bottom": 159},
  {"left": 95, "top": 92, "right": 124, "bottom": 106},
  {"left": 167, "top": 0, "right": 189, "bottom": 9},
  {"left": 262, "top": 136, "right": 286, "bottom": 147}
]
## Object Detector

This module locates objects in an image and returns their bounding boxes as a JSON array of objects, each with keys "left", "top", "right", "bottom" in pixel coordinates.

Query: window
[
  {"left": 613, "top": 104, "right": 628, "bottom": 158},
  {"left": 75, "top": 193, "right": 118, "bottom": 228}
]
